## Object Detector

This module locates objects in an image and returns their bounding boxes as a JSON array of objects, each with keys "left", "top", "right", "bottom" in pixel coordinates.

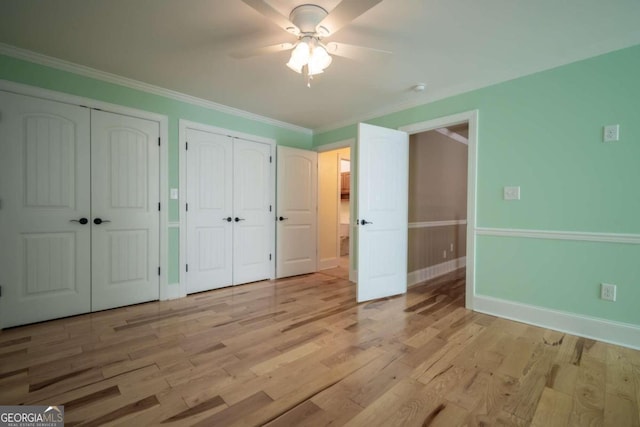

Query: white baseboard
[
  {"left": 318, "top": 258, "right": 339, "bottom": 271},
  {"left": 161, "top": 283, "right": 185, "bottom": 301},
  {"left": 474, "top": 295, "right": 640, "bottom": 351},
  {"left": 407, "top": 257, "right": 466, "bottom": 287}
]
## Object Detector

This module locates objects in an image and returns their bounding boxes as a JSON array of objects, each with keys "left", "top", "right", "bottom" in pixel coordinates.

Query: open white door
[
  {"left": 357, "top": 123, "right": 409, "bottom": 302},
  {"left": 276, "top": 146, "right": 318, "bottom": 278}
]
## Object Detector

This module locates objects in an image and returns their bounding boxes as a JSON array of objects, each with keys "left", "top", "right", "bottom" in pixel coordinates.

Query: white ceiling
[{"left": 1, "top": 0, "right": 639, "bottom": 132}]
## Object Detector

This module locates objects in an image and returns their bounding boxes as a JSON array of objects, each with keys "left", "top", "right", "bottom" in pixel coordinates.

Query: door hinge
[
  {"left": 158, "top": 202, "right": 161, "bottom": 211},
  {"left": 158, "top": 137, "right": 161, "bottom": 146},
  {"left": 269, "top": 205, "right": 272, "bottom": 212},
  {"left": 158, "top": 267, "right": 161, "bottom": 276},
  {"left": 270, "top": 155, "right": 272, "bottom": 163},
  {"left": 186, "top": 264, "right": 189, "bottom": 272},
  {"left": 269, "top": 253, "right": 272, "bottom": 261},
  {"left": 186, "top": 203, "right": 189, "bottom": 212},
  {"left": 185, "top": 141, "right": 188, "bottom": 150},
  {"left": 0, "top": 285, "right": 2, "bottom": 297}
]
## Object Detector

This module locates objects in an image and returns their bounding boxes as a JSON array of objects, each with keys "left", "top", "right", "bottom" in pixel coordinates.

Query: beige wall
[
  {"left": 318, "top": 147, "right": 350, "bottom": 268},
  {"left": 408, "top": 225, "right": 467, "bottom": 271},
  {"left": 408, "top": 128, "right": 467, "bottom": 272}
]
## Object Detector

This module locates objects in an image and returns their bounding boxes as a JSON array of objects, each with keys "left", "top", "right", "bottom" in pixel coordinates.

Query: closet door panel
[
  {"left": 233, "top": 138, "right": 272, "bottom": 285},
  {"left": 185, "top": 128, "right": 233, "bottom": 293},
  {"left": 90, "top": 110, "right": 160, "bottom": 311},
  {"left": 0, "top": 91, "right": 91, "bottom": 328}
]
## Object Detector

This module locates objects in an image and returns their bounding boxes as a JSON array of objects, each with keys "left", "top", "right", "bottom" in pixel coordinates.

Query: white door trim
[
  {"left": 399, "top": 109, "right": 479, "bottom": 310},
  {"left": 0, "top": 79, "right": 171, "bottom": 302},
  {"left": 179, "top": 119, "right": 276, "bottom": 298},
  {"left": 315, "top": 138, "right": 356, "bottom": 282}
]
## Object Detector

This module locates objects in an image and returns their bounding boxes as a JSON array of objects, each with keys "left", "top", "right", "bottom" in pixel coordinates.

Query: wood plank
[
  {"left": 530, "top": 387, "right": 572, "bottom": 427},
  {"left": 0, "top": 266, "right": 638, "bottom": 425}
]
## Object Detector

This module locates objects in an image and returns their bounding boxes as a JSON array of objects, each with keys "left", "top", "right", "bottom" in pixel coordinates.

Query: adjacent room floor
[{"left": 0, "top": 268, "right": 638, "bottom": 426}]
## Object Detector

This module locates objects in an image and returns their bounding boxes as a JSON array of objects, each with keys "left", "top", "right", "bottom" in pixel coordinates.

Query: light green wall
[
  {"left": 315, "top": 44, "right": 640, "bottom": 327},
  {"left": 0, "top": 54, "right": 313, "bottom": 285}
]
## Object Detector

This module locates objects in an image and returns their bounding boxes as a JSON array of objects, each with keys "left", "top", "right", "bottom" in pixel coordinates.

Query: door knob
[
  {"left": 360, "top": 219, "right": 373, "bottom": 225},
  {"left": 93, "top": 218, "right": 111, "bottom": 225},
  {"left": 223, "top": 217, "right": 232, "bottom": 222},
  {"left": 70, "top": 217, "right": 89, "bottom": 225},
  {"left": 278, "top": 216, "right": 288, "bottom": 221},
  {"left": 234, "top": 217, "right": 245, "bottom": 222}
]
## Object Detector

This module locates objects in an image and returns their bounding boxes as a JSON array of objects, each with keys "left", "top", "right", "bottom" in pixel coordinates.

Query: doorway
[
  {"left": 400, "top": 110, "right": 478, "bottom": 309},
  {"left": 317, "top": 144, "right": 353, "bottom": 280},
  {"left": 339, "top": 157, "right": 351, "bottom": 268},
  {"left": 407, "top": 124, "right": 468, "bottom": 289}
]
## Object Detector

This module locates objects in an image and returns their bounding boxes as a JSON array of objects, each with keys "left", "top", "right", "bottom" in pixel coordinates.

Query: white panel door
[
  {"left": 186, "top": 128, "right": 233, "bottom": 293},
  {"left": 276, "top": 146, "right": 317, "bottom": 278},
  {"left": 90, "top": 110, "right": 160, "bottom": 311},
  {"left": 0, "top": 91, "right": 91, "bottom": 328},
  {"left": 357, "top": 123, "right": 409, "bottom": 302},
  {"left": 233, "top": 138, "right": 272, "bottom": 285}
]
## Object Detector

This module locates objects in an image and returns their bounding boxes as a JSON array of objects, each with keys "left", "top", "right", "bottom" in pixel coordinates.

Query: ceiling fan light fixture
[
  {"left": 308, "top": 44, "right": 332, "bottom": 75},
  {"left": 286, "top": 59, "right": 303, "bottom": 74},
  {"left": 286, "top": 37, "right": 333, "bottom": 79},
  {"left": 286, "top": 40, "right": 311, "bottom": 73}
]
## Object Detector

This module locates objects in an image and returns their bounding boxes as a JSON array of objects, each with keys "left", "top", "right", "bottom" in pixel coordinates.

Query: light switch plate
[
  {"left": 603, "top": 124, "right": 619, "bottom": 142},
  {"left": 503, "top": 186, "right": 521, "bottom": 200},
  {"left": 170, "top": 188, "right": 179, "bottom": 200}
]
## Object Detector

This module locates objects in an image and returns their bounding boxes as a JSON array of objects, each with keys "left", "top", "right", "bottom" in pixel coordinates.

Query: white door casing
[
  {"left": 0, "top": 91, "right": 92, "bottom": 328},
  {"left": 185, "top": 129, "right": 233, "bottom": 293},
  {"left": 232, "top": 138, "right": 273, "bottom": 285},
  {"left": 90, "top": 110, "right": 160, "bottom": 311},
  {"left": 276, "top": 146, "right": 318, "bottom": 278},
  {"left": 356, "top": 123, "right": 409, "bottom": 302}
]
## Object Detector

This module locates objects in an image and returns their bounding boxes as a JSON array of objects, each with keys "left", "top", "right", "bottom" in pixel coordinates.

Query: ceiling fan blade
[
  {"left": 241, "top": 0, "right": 299, "bottom": 34},
  {"left": 325, "top": 42, "right": 391, "bottom": 61},
  {"left": 230, "top": 42, "right": 294, "bottom": 59},
  {"left": 318, "top": 0, "right": 383, "bottom": 36}
]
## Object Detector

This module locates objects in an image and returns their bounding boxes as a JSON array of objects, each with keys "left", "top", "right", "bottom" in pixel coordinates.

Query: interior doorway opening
[
  {"left": 407, "top": 123, "right": 469, "bottom": 293},
  {"left": 339, "top": 157, "right": 351, "bottom": 268},
  {"left": 400, "top": 109, "right": 477, "bottom": 309},
  {"left": 317, "top": 145, "right": 352, "bottom": 280}
]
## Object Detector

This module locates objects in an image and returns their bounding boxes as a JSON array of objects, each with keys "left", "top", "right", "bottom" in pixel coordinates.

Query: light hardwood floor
[{"left": 1, "top": 268, "right": 639, "bottom": 426}]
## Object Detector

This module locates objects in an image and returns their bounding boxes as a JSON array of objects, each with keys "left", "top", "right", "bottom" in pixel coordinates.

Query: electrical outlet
[
  {"left": 443, "top": 250, "right": 447, "bottom": 259},
  {"left": 450, "top": 243, "right": 454, "bottom": 252},
  {"left": 603, "top": 124, "right": 619, "bottom": 142},
  {"left": 601, "top": 283, "right": 616, "bottom": 302}
]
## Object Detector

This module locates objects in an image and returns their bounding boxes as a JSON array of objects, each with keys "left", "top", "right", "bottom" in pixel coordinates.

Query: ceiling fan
[{"left": 234, "top": 0, "right": 390, "bottom": 86}]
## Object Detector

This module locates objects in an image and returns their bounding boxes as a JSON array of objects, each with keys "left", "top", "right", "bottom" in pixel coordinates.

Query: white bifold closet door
[
  {"left": 185, "top": 129, "right": 234, "bottom": 293},
  {"left": 90, "top": 110, "right": 160, "bottom": 311},
  {"left": 232, "top": 138, "right": 272, "bottom": 285},
  {"left": 0, "top": 91, "right": 160, "bottom": 328},
  {"left": 185, "top": 129, "right": 272, "bottom": 293},
  {"left": 0, "top": 91, "right": 91, "bottom": 328}
]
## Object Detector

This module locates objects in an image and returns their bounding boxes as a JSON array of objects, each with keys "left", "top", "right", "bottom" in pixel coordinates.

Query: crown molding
[
  {"left": 312, "top": 80, "right": 491, "bottom": 135},
  {"left": 312, "top": 42, "right": 640, "bottom": 136},
  {"left": 0, "top": 42, "right": 312, "bottom": 135}
]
